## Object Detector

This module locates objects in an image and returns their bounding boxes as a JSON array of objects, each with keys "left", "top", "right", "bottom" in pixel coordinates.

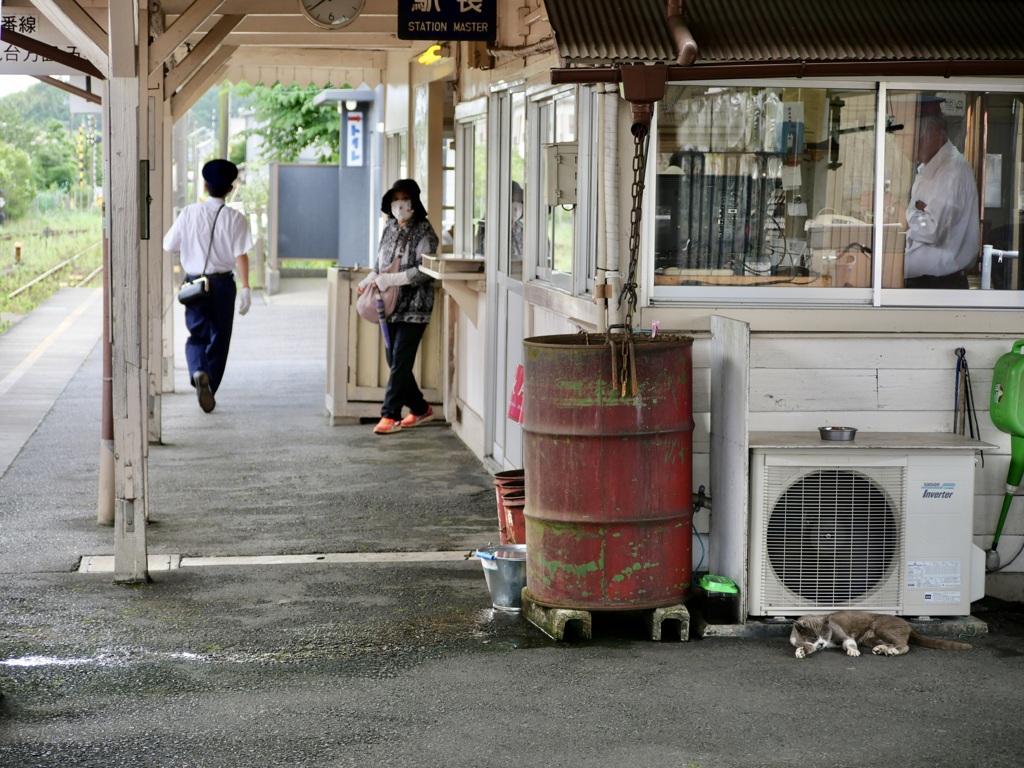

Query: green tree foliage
[
  {"left": 31, "top": 119, "right": 77, "bottom": 191},
  {"left": 232, "top": 82, "right": 340, "bottom": 163},
  {"left": 3, "top": 82, "right": 70, "bottom": 132},
  {"left": 0, "top": 143, "right": 38, "bottom": 220},
  {"left": 0, "top": 81, "right": 98, "bottom": 221}
]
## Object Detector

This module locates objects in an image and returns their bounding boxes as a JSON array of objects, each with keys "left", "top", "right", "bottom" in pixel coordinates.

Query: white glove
[
  {"left": 238, "top": 287, "right": 251, "bottom": 316},
  {"left": 357, "top": 272, "right": 377, "bottom": 293}
]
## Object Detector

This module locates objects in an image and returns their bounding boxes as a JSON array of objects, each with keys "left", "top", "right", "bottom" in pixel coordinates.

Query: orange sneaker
[
  {"left": 373, "top": 417, "right": 402, "bottom": 434},
  {"left": 399, "top": 406, "right": 435, "bottom": 428}
]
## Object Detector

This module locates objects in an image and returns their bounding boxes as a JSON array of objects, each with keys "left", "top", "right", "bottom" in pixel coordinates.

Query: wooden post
[
  {"left": 141, "top": 5, "right": 165, "bottom": 446},
  {"left": 108, "top": 3, "right": 149, "bottom": 582}
]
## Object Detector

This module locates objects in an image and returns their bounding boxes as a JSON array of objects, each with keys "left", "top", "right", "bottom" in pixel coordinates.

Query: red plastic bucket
[
  {"left": 500, "top": 491, "right": 526, "bottom": 545},
  {"left": 494, "top": 470, "right": 525, "bottom": 544}
]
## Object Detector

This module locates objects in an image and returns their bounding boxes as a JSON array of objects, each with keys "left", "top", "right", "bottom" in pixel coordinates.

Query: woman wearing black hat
[{"left": 357, "top": 179, "right": 440, "bottom": 434}]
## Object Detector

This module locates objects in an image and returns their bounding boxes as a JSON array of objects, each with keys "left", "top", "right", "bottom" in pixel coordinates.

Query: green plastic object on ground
[{"left": 698, "top": 574, "right": 739, "bottom": 595}]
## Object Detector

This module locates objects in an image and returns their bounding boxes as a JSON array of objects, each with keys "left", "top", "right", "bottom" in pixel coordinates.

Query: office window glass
[
  {"left": 884, "top": 89, "right": 1024, "bottom": 293},
  {"left": 538, "top": 92, "right": 576, "bottom": 280},
  {"left": 654, "top": 85, "right": 878, "bottom": 289}
]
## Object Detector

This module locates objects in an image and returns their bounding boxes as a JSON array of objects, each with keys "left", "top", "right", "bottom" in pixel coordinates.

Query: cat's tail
[{"left": 908, "top": 630, "right": 972, "bottom": 651}]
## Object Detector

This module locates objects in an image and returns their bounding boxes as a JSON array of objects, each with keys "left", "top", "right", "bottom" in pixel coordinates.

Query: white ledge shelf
[{"left": 420, "top": 256, "right": 485, "bottom": 324}]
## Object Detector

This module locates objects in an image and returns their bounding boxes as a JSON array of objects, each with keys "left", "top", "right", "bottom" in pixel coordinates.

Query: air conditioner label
[
  {"left": 907, "top": 559, "right": 961, "bottom": 588},
  {"left": 922, "top": 591, "right": 961, "bottom": 603},
  {"left": 920, "top": 482, "right": 956, "bottom": 499}
]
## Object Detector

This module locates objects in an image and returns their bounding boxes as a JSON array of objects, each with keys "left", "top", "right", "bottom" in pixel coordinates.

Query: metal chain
[
  {"left": 606, "top": 120, "right": 651, "bottom": 398},
  {"left": 619, "top": 121, "right": 651, "bottom": 329}
]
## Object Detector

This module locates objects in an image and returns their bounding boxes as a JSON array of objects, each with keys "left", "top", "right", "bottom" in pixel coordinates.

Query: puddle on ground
[{"left": 0, "top": 651, "right": 209, "bottom": 668}]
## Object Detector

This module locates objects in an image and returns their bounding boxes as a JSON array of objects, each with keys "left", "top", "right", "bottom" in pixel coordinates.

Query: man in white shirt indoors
[
  {"left": 902, "top": 99, "right": 980, "bottom": 290},
  {"left": 163, "top": 159, "right": 253, "bottom": 413}
]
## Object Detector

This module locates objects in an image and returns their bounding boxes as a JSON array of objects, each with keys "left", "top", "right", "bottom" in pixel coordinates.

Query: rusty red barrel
[{"left": 522, "top": 333, "right": 694, "bottom": 610}]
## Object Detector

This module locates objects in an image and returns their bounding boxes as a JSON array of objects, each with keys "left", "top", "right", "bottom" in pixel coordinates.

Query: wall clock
[{"left": 297, "top": 0, "right": 366, "bottom": 30}]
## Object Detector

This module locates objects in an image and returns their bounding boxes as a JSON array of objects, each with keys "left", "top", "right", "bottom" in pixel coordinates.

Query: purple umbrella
[{"left": 375, "top": 290, "right": 391, "bottom": 350}]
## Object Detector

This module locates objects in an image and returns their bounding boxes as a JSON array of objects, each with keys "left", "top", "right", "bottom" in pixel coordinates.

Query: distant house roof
[{"left": 544, "top": 0, "right": 1024, "bottom": 69}]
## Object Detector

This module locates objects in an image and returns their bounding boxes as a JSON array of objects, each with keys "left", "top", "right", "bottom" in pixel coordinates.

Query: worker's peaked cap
[{"left": 202, "top": 159, "right": 238, "bottom": 188}]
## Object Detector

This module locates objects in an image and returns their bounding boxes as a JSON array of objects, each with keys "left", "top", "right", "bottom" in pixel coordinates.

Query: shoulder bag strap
[
  {"left": 385, "top": 227, "right": 411, "bottom": 271},
  {"left": 199, "top": 204, "right": 225, "bottom": 276}
]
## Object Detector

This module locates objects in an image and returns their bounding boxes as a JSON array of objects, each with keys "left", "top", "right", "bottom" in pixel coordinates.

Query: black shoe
[{"left": 194, "top": 371, "right": 215, "bottom": 413}]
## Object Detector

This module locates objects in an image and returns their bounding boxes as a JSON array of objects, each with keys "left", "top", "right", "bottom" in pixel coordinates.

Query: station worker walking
[
  {"left": 163, "top": 159, "right": 253, "bottom": 413},
  {"left": 357, "top": 178, "right": 439, "bottom": 434}
]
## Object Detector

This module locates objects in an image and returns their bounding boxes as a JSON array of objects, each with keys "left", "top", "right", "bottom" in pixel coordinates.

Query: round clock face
[{"left": 298, "top": 0, "right": 365, "bottom": 30}]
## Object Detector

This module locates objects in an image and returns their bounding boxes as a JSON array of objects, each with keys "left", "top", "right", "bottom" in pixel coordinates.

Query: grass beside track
[{"left": 0, "top": 212, "right": 103, "bottom": 335}]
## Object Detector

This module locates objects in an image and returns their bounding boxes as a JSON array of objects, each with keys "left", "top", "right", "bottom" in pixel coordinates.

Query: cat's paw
[
  {"left": 873, "top": 645, "right": 900, "bottom": 656},
  {"left": 795, "top": 647, "right": 808, "bottom": 659},
  {"left": 845, "top": 647, "right": 861, "bottom": 657}
]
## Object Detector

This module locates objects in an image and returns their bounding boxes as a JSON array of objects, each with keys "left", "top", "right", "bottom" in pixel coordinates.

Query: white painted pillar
[
  {"left": 140, "top": 4, "right": 166, "bottom": 445},
  {"left": 108, "top": 2, "right": 148, "bottom": 582}
]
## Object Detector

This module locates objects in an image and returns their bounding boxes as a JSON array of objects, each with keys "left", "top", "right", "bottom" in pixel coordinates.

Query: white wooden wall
[{"left": 688, "top": 332, "right": 1024, "bottom": 577}]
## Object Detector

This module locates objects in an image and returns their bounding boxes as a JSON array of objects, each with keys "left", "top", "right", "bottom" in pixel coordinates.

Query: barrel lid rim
[{"left": 523, "top": 333, "right": 694, "bottom": 347}]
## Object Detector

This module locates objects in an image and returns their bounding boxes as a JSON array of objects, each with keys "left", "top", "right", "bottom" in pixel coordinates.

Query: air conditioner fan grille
[{"left": 765, "top": 468, "right": 903, "bottom": 606}]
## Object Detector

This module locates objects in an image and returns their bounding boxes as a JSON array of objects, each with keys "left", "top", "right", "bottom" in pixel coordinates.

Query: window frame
[
  {"left": 646, "top": 76, "right": 1024, "bottom": 311},
  {"left": 453, "top": 98, "right": 487, "bottom": 259},
  {"left": 527, "top": 84, "right": 597, "bottom": 294}
]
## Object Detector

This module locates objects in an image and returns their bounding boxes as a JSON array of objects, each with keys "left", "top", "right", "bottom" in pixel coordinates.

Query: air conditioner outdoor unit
[{"left": 748, "top": 442, "right": 985, "bottom": 618}]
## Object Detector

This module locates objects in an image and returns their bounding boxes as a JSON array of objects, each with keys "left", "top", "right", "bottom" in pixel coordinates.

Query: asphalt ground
[{"left": 1, "top": 281, "right": 1023, "bottom": 767}]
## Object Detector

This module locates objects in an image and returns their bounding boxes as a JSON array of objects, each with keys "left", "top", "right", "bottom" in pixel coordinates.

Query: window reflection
[
  {"left": 508, "top": 91, "right": 526, "bottom": 280},
  {"left": 472, "top": 119, "right": 486, "bottom": 257},
  {"left": 655, "top": 85, "right": 879, "bottom": 287},
  {"left": 656, "top": 84, "right": 1024, "bottom": 296},
  {"left": 883, "top": 91, "right": 986, "bottom": 289},
  {"left": 540, "top": 93, "right": 576, "bottom": 277}
]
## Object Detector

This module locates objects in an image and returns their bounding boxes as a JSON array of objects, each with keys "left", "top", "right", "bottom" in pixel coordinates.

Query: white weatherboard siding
[{"left": 686, "top": 333, "right": 1024, "bottom": 588}]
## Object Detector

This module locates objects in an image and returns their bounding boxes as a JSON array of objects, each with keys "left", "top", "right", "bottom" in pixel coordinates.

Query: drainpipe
[
  {"left": 666, "top": 1, "right": 699, "bottom": 66},
  {"left": 602, "top": 84, "right": 622, "bottom": 330}
]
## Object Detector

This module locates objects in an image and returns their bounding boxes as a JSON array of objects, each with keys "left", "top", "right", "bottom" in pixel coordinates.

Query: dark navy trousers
[
  {"left": 381, "top": 320, "right": 429, "bottom": 420},
  {"left": 184, "top": 274, "right": 236, "bottom": 394}
]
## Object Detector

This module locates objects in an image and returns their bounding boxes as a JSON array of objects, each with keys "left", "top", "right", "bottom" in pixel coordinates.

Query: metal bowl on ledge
[{"left": 819, "top": 426, "right": 857, "bottom": 441}]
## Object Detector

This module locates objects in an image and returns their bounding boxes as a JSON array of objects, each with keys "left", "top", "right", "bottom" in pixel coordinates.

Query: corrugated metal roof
[
  {"left": 545, "top": 0, "right": 1024, "bottom": 66},
  {"left": 545, "top": 0, "right": 677, "bottom": 64}
]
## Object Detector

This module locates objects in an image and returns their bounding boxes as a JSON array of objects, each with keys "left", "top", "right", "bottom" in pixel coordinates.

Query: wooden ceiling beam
[
  {"left": 188, "top": 14, "right": 398, "bottom": 35},
  {"left": 107, "top": 0, "right": 136, "bottom": 77},
  {"left": 29, "top": 0, "right": 108, "bottom": 74},
  {"left": 164, "top": 14, "right": 242, "bottom": 94},
  {"left": 216, "top": 32, "right": 409, "bottom": 48},
  {"left": 228, "top": 47, "right": 388, "bottom": 69},
  {"left": 32, "top": 73, "right": 101, "bottom": 104},
  {"left": 0, "top": 28, "right": 104, "bottom": 79},
  {"left": 159, "top": 0, "right": 393, "bottom": 15},
  {"left": 170, "top": 47, "right": 233, "bottom": 121},
  {"left": 149, "top": 0, "right": 227, "bottom": 78}
]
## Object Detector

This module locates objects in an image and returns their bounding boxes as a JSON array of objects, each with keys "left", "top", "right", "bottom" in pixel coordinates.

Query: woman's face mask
[
  {"left": 511, "top": 202, "right": 524, "bottom": 222},
  {"left": 391, "top": 199, "right": 413, "bottom": 223}
]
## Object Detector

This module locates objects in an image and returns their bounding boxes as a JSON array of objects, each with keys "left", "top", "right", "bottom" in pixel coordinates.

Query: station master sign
[{"left": 397, "top": 0, "right": 496, "bottom": 41}]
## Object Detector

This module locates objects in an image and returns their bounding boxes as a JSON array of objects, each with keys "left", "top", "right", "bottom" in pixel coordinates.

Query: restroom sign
[{"left": 346, "top": 113, "right": 363, "bottom": 167}]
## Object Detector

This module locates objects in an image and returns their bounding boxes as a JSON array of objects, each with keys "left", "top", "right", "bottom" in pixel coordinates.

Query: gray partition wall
[{"left": 271, "top": 163, "right": 340, "bottom": 262}]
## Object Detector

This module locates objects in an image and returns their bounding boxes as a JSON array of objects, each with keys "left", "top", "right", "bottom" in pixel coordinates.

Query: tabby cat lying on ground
[{"left": 790, "top": 610, "right": 972, "bottom": 659}]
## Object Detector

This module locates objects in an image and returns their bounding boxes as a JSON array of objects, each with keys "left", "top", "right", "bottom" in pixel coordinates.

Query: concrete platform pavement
[
  {"left": 0, "top": 287, "right": 102, "bottom": 477},
  {"left": 2, "top": 280, "right": 1024, "bottom": 767}
]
